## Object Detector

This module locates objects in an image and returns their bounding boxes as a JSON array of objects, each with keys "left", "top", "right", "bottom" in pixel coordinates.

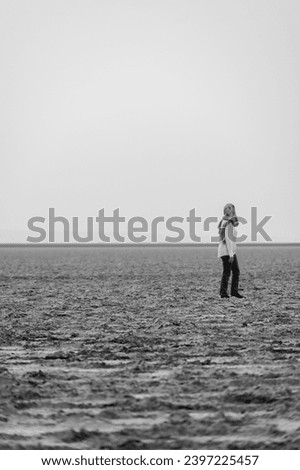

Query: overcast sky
[{"left": 0, "top": 0, "right": 299, "bottom": 242}]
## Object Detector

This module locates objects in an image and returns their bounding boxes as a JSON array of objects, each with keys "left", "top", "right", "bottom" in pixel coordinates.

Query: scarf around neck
[{"left": 218, "top": 215, "right": 239, "bottom": 243}]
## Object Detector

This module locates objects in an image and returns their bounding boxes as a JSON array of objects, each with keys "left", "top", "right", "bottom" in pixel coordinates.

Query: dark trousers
[{"left": 220, "top": 254, "right": 240, "bottom": 296}]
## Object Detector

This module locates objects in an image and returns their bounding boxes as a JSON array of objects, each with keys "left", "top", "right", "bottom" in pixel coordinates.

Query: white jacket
[{"left": 217, "top": 220, "right": 237, "bottom": 258}]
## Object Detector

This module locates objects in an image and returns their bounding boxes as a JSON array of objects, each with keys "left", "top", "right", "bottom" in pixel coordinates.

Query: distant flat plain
[{"left": 0, "top": 246, "right": 299, "bottom": 449}]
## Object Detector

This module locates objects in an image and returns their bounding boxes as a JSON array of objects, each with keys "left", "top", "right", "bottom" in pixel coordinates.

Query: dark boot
[{"left": 231, "top": 292, "right": 244, "bottom": 298}]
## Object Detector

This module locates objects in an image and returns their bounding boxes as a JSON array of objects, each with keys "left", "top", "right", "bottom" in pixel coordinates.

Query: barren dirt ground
[{"left": 0, "top": 246, "right": 299, "bottom": 449}]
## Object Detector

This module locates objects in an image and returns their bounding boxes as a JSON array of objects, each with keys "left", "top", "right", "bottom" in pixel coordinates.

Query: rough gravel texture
[{"left": 0, "top": 246, "right": 299, "bottom": 449}]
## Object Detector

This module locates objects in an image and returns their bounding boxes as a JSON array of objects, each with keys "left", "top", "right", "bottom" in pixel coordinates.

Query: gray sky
[{"left": 1, "top": 0, "right": 299, "bottom": 242}]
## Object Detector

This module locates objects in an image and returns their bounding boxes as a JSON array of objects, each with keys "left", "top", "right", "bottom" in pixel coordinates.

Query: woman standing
[{"left": 218, "top": 203, "right": 244, "bottom": 298}]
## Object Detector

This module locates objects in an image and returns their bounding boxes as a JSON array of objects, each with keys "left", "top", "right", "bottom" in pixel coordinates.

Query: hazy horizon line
[{"left": 0, "top": 242, "right": 299, "bottom": 248}]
